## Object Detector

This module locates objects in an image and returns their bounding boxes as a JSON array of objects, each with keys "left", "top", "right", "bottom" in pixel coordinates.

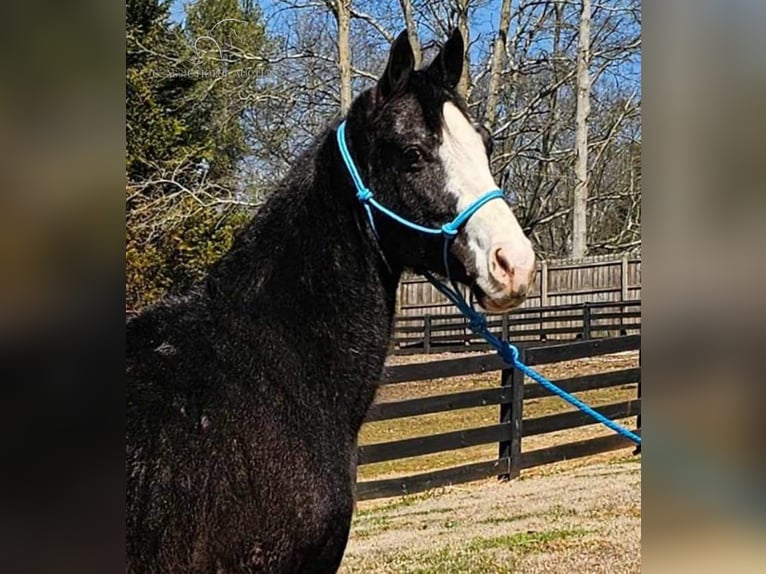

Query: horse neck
[{"left": 207, "top": 127, "right": 401, "bottom": 423}]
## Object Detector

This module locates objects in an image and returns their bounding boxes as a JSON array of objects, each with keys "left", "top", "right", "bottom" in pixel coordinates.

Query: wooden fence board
[
  {"left": 522, "top": 399, "right": 640, "bottom": 437},
  {"left": 395, "top": 300, "right": 641, "bottom": 324},
  {"left": 365, "top": 387, "right": 513, "bottom": 422},
  {"left": 590, "top": 311, "right": 642, "bottom": 321},
  {"left": 590, "top": 323, "right": 641, "bottom": 338},
  {"left": 382, "top": 354, "right": 509, "bottom": 384},
  {"left": 358, "top": 423, "right": 511, "bottom": 465},
  {"left": 524, "top": 335, "right": 640, "bottom": 365},
  {"left": 393, "top": 321, "right": 636, "bottom": 343},
  {"left": 520, "top": 431, "right": 640, "bottom": 469},
  {"left": 396, "top": 326, "right": 588, "bottom": 345},
  {"left": 395, "top": 330, "right": 641, "bottom": 355},
  {"left": 356, "top": 458, "right": 510, "bottom": 500},
  {"left": 393, "top": 344, "right": 480, "bottom": 355},
  {"left": 523, "top": 368, "right": 640, "bottom": 399}
]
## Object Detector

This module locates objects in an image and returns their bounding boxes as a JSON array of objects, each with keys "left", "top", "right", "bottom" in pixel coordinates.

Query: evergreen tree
[{"left": 126, "top": 0, "right": 267, "bottom": 310}]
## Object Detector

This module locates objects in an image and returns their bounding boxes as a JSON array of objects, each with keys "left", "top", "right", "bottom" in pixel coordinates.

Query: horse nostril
[{"left": 493, "top": 247, "right": 514, "bottom": 280}]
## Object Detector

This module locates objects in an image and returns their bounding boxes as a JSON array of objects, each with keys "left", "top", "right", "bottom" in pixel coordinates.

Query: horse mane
[{"left": 204, "top": 94, "right": 391, "bottom": 316}]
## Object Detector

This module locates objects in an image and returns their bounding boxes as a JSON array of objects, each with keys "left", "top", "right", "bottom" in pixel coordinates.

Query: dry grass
[{"left": 342, "top": 458, "right": 641, "bottom": 573}]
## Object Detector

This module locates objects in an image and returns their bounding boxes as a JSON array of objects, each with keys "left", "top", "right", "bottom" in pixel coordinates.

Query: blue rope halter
[
  {"left": 336, "top": 121, "right": 504, "bottom": 239},
  {"left": 336, "top": 120, "right": 641, "bottom": 446}
]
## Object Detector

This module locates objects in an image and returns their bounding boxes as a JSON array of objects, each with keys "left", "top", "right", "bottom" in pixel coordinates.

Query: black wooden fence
[
  {"left": 393, "top": 299, "right": 641, "bottom": 353},
  {"left": 356, "top": 335, "right": 641, "bottom": 500}
]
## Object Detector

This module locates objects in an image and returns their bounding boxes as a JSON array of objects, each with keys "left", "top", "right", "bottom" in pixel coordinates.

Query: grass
[
  {"left": 351, "top": 517, "right": 406, "bottom": 540},
  {"left": 358, "top": 352, "right": 639, "bottom": 481},
  {"left": 610, "top": 453, "right": 641, "bottom": 464},
  {"left": 355, "top": 488, "right": 449, "bottom": 518},
  {"left": 476, "top": 503, "right": 587, "bottom": 528},
  {"left": 342, "top": 546, "right": 517, "bottom": 574},
  {"left": 477, "top": 512, "right": 535, "bottom": 525},
  {"left": 399, "top": 507, "right": 451, "bottom": 518},
  {"left": 341, "top": 528, "right": 591, "bottom": 573},
  {"left": 466, "top": 529, "right": 590, "bottom": 552}
]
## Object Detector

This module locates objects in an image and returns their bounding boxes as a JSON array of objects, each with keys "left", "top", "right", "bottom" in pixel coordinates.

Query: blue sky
[
  {"left": 170, "top": 0, "right": 187, "bottom": 24},
  {"left": 168, "top": 0, "right": 639, "bottom": 89},
  {"left": 167, "top": 0, "right": 509, "bottom": 77},
  {"left": 170, "top": 0, "right": 509, "bottom": 40}
]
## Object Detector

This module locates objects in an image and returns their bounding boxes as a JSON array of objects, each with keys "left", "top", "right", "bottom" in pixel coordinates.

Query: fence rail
[
  {"left": 356, "top": 335, "right": 640, "bottom": 500},
  {"left": 397, "top": 254, "right": 641, "bottom": 316},
  {"left": 393, "top": 299, "right": 641, "bottom": 354}
]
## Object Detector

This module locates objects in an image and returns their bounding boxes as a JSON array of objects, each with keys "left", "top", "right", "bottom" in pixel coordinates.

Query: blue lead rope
[
  {"left": 424, "top": 273, "right": 642, "bottom": 445},
  {"left": 336, "top": 120, "right": 641, "bottom": 446}
]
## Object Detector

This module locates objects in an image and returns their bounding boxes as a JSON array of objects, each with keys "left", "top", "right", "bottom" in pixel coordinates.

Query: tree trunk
[
  {"left": 336, "top": 0, "right": 352, "bottom": 114},
  {"left": 530, "top": 0, "right": 564, "bottom": 230},
  {"left": 398, "top": 0, "right": 422, "bottom": 67},
  {"left": 484, "top": 0, "right": 511, "bottom": 128},
  {"left": 456, "top": 0, "right": 470, "bottom": 99},
  {"left": 572, "top": 0, "right": 591, "bottom": 258}
]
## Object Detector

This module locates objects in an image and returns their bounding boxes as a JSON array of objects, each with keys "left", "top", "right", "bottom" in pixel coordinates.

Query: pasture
[
  {"left": 343, "top": 458, "right": 640, "bottom": 573},
  {"left": 343, "top": 349, "right": 641, "bottom": 573}
]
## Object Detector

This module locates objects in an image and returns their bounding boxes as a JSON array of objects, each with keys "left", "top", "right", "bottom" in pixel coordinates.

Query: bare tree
[
  {"left": 572, "top": 0, "right": 592, "bottom": 258},
  {"left": 484, "top": 0, "right": 512, "bottom": 128},
  {"left": 232, "top": 0, "right": 641, "bottom": 258},
  {"left": 398, "top": 0, "right": 422, "bottom": 66},
  {"left": 327, "top": 0, "right": 353, "bottom": 113},
  {"left": 455, "top": 0, "right": 471, "bottom": 98}
]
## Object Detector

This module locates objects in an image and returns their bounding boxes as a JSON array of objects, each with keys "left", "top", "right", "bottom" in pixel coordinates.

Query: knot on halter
[
  {"left": 440, "top": 223, "right": 459, "bottom": 238},
  {"left": 356, "top": 188, "right": 373, "bottom": 202}
]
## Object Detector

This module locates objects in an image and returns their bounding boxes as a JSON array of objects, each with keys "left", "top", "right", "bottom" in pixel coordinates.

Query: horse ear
[
  {"left": 376, "top": 30, "right": 414, "bottom": 102},
  {"left": 427, "top": 28, "right": 464, "bottom": 90}
]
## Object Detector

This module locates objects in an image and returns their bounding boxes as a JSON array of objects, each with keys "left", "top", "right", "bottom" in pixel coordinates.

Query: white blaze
[{"left": 438, "top": 102, "right": 534, "bottom": 299}]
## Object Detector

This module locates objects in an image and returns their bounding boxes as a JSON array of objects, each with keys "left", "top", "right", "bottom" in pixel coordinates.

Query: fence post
[
  {"left": 619, "top": 300, "right": 627, "bottom": 336},
  {"left": 463, "top": 317, "right": 470, "bottom": 347},
  {"left": 582, "top": 302, "right": 592, "bottom": 340},
  {"left": 499, "top": 348, "right": 525, "bottom": 480},
  {"left": 540, "top": 261, "right": 549, "bottom": 342},
  {"left": 424, "top": 314, "right": 432, "bottom": 353},
  {"left": 621, "top": 255, "right": 629, "bottom": 301},
  {"left": 634, "top": 347, "right": 641, "bottom": 455}
]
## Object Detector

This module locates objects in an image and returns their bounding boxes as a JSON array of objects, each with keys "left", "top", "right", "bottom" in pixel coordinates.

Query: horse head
[{"left": 343, "top": 29, "right": 536, "bottom": 312}]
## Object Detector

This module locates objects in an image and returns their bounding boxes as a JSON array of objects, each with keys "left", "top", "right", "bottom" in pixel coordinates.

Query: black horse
[{"left": 126, "top": 29, "right": 535, "bottom": 573}]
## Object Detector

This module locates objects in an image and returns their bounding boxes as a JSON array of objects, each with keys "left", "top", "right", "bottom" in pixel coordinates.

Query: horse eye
[{"left": 403, "top": 147, "right": 423, "bottom": 169}]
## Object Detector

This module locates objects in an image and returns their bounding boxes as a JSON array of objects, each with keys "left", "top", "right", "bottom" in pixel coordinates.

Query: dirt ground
[{"left": 341, "top": 453, "right": 641, "bottom": 574}]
